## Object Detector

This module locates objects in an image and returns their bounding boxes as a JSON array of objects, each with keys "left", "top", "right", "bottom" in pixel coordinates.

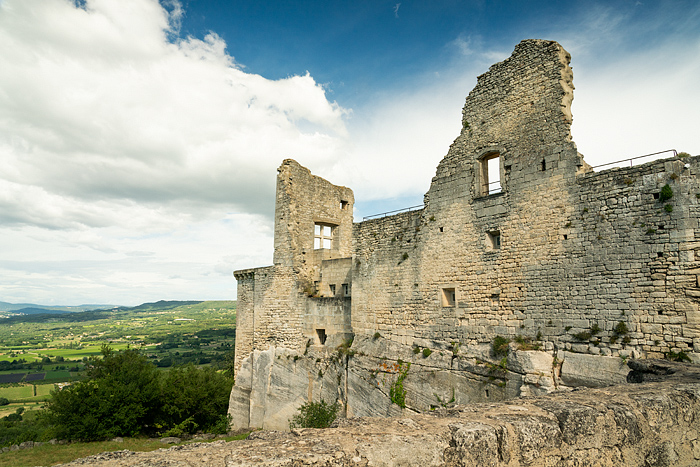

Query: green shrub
[
  {"left": 44, "top": 345, "right": 233, "bottom": 441},
  {"left": 665, "top": 350, "right": 691, "bottom": 363},
  {"left": 677, "top": 151, "right": 690, "bottom": 158},
  {"left": 289, "top": 400, "right": 339, "bottom": 429},
  {"left": 412, "top": 346, "right": 420, "bottom": 354},
  {"left": 573, "top": 331, "right": 592, "bottom": 341},
  {"left": 659, "top": 184, "right": 673, "bottom": 202},
  {"left": 0, "top": 397, "right": 9, "bottom": 406},
  {"left": 389, "top": 362, "right": 410, "bottom": 408},
  {"left": 422, "top": 348, "right": 432, "bottom": 358},
  {"left": 664, "top": 204, "right": 673, "bottom": 213},
  {"left": 492, "top": 336, "right": 510, "bottom": 357},
  {"left": 613, "top": 321, "right": 629, "bottom": 335},
  {"left": 373, "top": 332, "right": 381, "bottom": 340},
  {"left": 590, "top": 323, "right": 601, "bottom": 335}
]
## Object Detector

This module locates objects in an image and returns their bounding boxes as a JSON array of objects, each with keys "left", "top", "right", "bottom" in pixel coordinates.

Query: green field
[
  {"left": 0, "top": 384, "right": 53, "bottom": 401},
  {"left": 0, "top": 300, "right": 236, "bottom": 421}
]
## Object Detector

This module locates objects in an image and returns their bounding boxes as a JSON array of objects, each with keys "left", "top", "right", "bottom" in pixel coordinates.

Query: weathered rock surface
[
  {"left": 57, "top": 360, "right": 700, "bottom": 467},
  {"left": 230, "top": 338, "right": 633, "bottom": 431}
]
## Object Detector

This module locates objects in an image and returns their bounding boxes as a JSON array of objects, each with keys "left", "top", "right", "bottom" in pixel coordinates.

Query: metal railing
[
  {"left": 591, "top": 149, "right": 677, "bottom": 171},
  {"left": 361, "top": 149, "right": 681, "bottom": 220},
  {"left": 485, "top": 181, "right": 502, "bottom": 195},
  {"left": 363, "top": 204, "right": 424, "bottom": 220}
]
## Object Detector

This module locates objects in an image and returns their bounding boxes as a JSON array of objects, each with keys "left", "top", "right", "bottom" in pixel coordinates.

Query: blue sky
[{"left": 0, "top": 0, "right": 698, "bottom": 305}]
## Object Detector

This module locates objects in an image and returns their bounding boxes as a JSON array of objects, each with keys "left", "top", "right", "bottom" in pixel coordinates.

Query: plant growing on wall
[
  {"left": 659, "top": 184, "right": 673, "bottom": 202},
  {"left": 389, "top": 362, "right": 410, "bottom": 408},
  {"left": 492, "top": 336, "right": 510, "bottom": 357}
]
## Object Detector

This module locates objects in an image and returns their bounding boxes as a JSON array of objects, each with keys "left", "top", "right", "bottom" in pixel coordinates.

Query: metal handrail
[
  {"left": 362, "top": 149, "right": 680, "bottom": 220},
  {"left": 363, "top": 204, "right": 424, "bottom": 220},
  {"left": 591, "top": 149, "right": 677, "bottom": 171},
  {"left": 485, "top": 181, "right": 502, "bottom": 194}
]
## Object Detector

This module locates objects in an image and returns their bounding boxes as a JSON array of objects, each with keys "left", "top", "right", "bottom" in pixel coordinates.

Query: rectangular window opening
[
  {"left": 316, "top": 329, "right": 326, "bottom": 345},
  {"left": 342, "top": 283, "right": 350, "bottom": 297},
  {"left": 441, "top": 287, "right": 456, "bottom": 307},
  {"left": 480, "top": 153, "right": 502, "bottom": 196},
  {"left": 340, "top": 200, "right": 349, "bottom": 210},
  {"left": 488, "top": 230, "right": 501, "bottom": 250},
  {"left": 329, "top": 284, "right": 336, "bottom": 296},
  {"left": 314, "top": 223, "right": 334, "bottom": 249}
]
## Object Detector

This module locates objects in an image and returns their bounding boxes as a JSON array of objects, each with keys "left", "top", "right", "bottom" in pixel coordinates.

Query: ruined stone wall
[
  {"left": 233, "top": 160, "right": 355, "bottom": 372},
  {"left": 232, "top": 268, "right": 257, "bottom": 373},
  {"left": 230, "top": 39, "right": 700, "bottom": 431},
  {"left": 273, "top": 159, "right": 354, "bottom": 278},
  {"left": 351, "top": 39, "right": 586, "bottom": 350},
  {"left": 569, "top": 157, "right": 700, "bottom": 356},
  {"left": 350, "top": 40, "right": 700, "bottom": 362}
]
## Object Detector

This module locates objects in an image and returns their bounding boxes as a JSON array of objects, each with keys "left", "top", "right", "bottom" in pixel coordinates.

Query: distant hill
[
  {"left": 0, "top": 301, "right": 116, "bottom": 313},
  {"left": 125, "top": 300, "right": 204, "bottom": 312}
]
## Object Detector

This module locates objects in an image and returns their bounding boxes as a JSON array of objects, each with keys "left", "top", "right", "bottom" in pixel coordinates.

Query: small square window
[
  {"left": 340, "top": 200, "right": 349, "bottom": 210},
  {"left": 441, "top": 288, "right": 456, "bottom": 307},
  {"left": 488, "top": 231, "right": 501, "bottom": 250}
]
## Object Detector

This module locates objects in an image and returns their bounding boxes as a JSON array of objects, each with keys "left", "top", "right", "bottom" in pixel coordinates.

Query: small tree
[{"left": 289, "top": 400, "right": 339, "bottom": 429}]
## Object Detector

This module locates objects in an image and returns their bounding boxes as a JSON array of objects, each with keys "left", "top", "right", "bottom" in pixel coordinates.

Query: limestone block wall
[
  {"left": 273, "top": 159, "right": 354, "bottom": 281},
  {"left": 232, "top": 268, "right": 257, "bottom": 373},
  {"left": 570, "top": 156, "right": 700, "bottom": 356},
  {"left": 232, "top": 265, "right": 305, "bottom": 373},
  {"left": 351, "top": 39, "right": 586, "bottom": 349},
  {"left": 234, "top": 160, "right": 356, "bottom": 373},
  {"left": 350, "top": 38, "right": 700, "bottom": 362}
]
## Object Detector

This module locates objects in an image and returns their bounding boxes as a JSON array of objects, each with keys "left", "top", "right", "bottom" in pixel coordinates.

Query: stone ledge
[{"left": 59, "top": 360, "right": 700, "bottom": 466}]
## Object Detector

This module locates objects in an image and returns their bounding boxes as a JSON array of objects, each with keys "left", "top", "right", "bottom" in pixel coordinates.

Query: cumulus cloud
[
  {"left": 0, "top": 0, "right": 348, "bottom": 304},
  {"left": 0, "top": 0, "right": 348, "bottom": 230}
]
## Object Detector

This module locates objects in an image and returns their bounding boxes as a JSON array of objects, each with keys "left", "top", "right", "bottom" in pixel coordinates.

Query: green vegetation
[
  {"left": 609, "top": 321, "right": 629, "bottom": 345},
  {"left": 664, "top": 204, "right": 673, "bottom": 213},
  {"left": 0, "top": 432, "right": 252, "bottom": 467},
  {"left": 389, "top": 362, "right": 410, "bottom": 408},
  {"left": 0, "top": 300, "right": 237, "bottom": 452},
  {"left": 659, "top": 184, "right": 673, "bottom": 202},
  {"left": 665, "top": 350, "right": 691, "bottom": 363},
  {"left": 513, "top": 335, "right": 541, "bottom": 351},
  {"left": 492, "top": 336, "right": 510, "bottom": 357},
  {"left": 288, "top": 400, "right": 339, "bottom": 429},
  {"left": 43, "top": 345, "right": 233, "bottom": 441},
  {"left": 422, "top": 347, "right": 432, "bottom": 358}
]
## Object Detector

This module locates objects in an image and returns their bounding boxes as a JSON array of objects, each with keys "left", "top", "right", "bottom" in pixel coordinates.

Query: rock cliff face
[
  {"left": 61, "top": 360, "right": 700, "bottom": 466},
  {"left": 229, "top": 336, "right": 635, "bottom": 431}
]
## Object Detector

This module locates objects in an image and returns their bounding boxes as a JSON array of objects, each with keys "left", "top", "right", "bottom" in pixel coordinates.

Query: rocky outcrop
[
  {"left": 59, "top": 360, "right": 700, "bottom": 466},
  {"left": 229, "top": 336, "right": 634, "bottom": 431}
]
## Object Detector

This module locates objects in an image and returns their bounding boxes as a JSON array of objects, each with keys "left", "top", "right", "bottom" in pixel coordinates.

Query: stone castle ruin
[{"left": 229, "top": 39, "right": 700, "bottom": 431}]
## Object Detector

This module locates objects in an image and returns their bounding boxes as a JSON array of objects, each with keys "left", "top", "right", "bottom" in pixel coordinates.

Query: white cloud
[
  {"left": 1, "top": 0, "right": 698, "bottom": 305},
  {"left": 0, "top": 0, "right": 346, "bottom": 304},
  {"left": 0, "top": 0, "right": 348, "bottom": 227}
]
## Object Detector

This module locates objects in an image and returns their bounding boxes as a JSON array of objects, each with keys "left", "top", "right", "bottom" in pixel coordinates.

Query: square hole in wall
[
  {"left": 340, "top": 200, "right": 349, "bottom": 210},
  {"left": 441, "top": 287, "right": 456, "bottom": 307},
  {"left": 316, "top": 329, "right": 326, "bottom": 345},
  {"left": 487, "top": 230, "right": 501, "bottom": 250}
]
